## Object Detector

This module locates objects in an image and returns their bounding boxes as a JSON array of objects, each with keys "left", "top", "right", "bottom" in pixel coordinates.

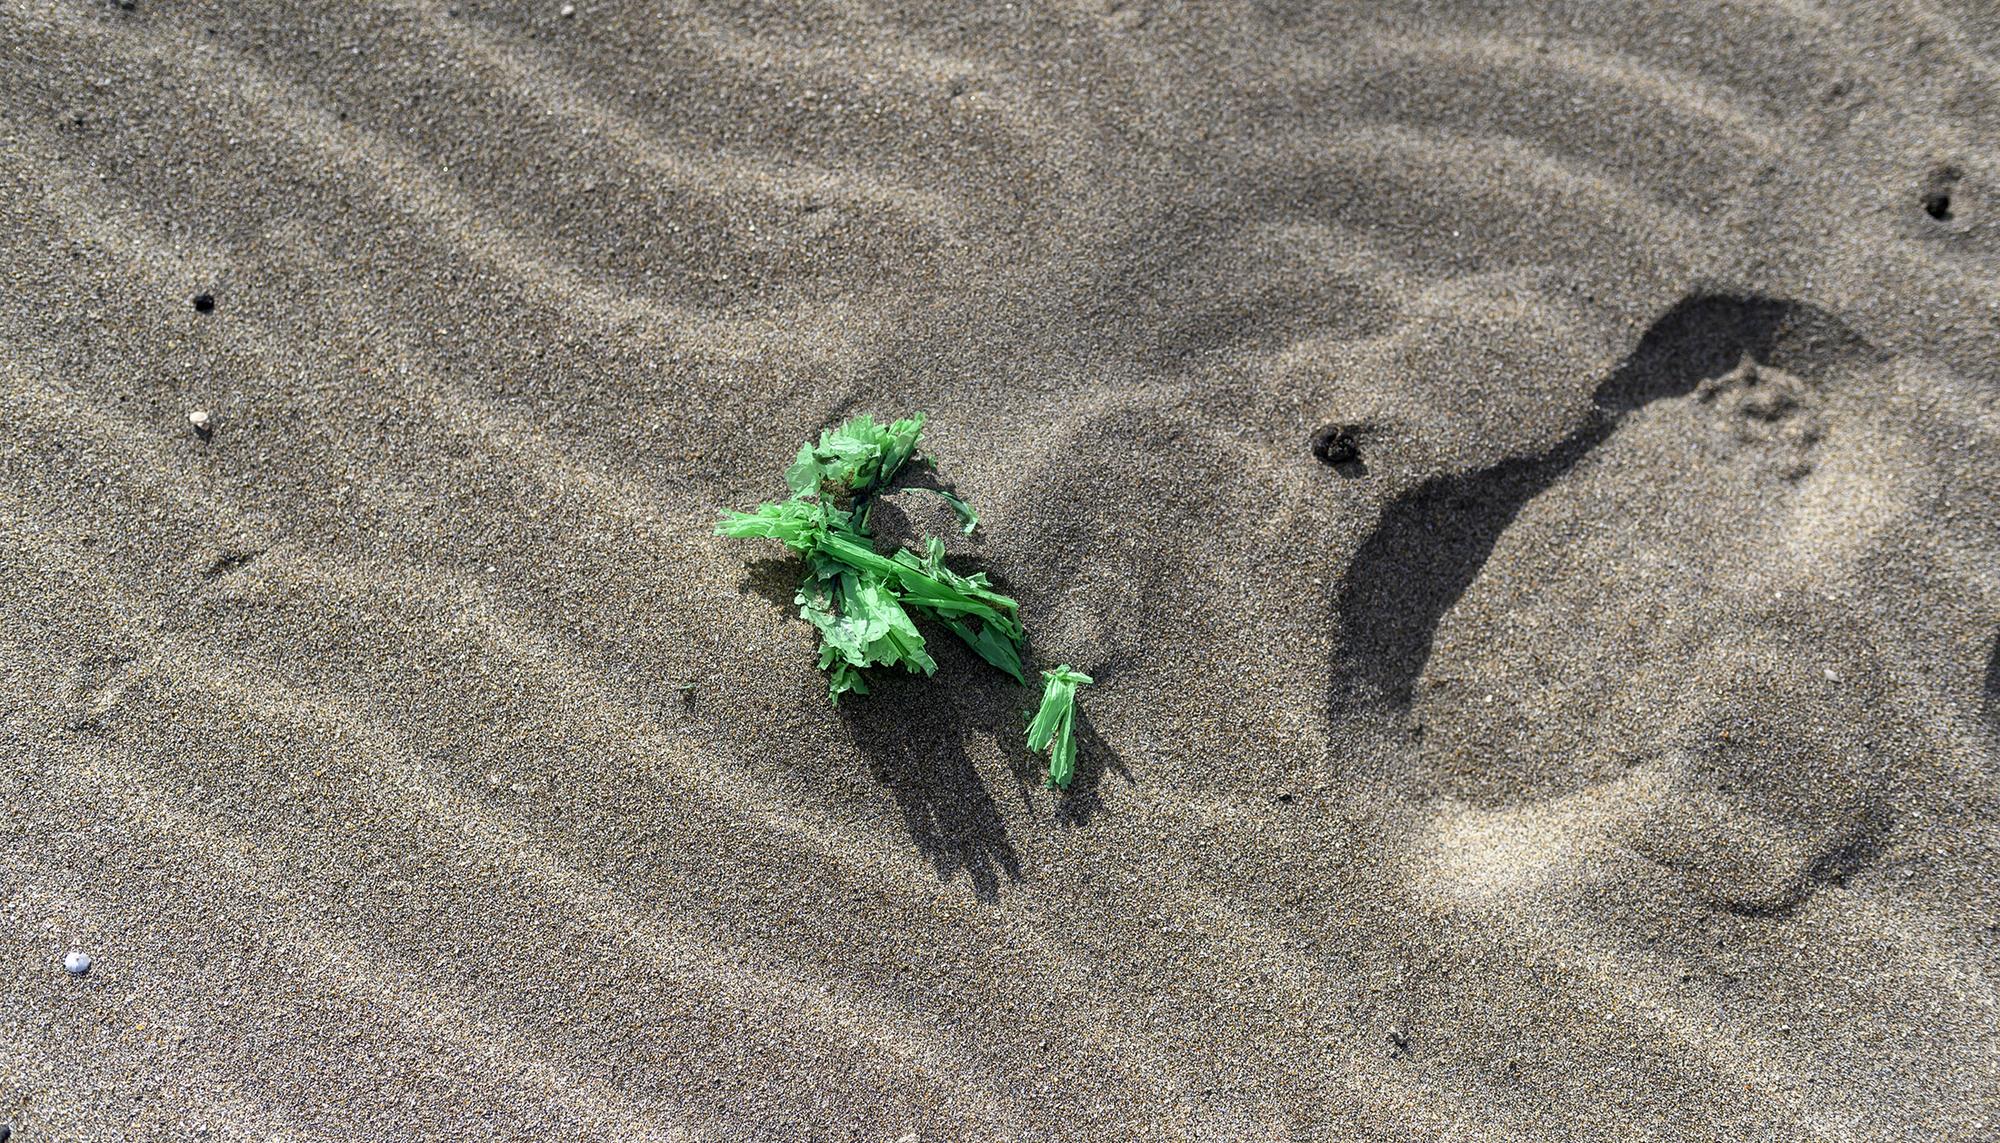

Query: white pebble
[
  {"left": 63, "top": 950, "right": 91, "bottom": 975},
  {"left": 560, "top": 3, "right": 575, "bottom": 15},
  {"left": 188, "top": 410, "right": 211, "bottom": 429}
]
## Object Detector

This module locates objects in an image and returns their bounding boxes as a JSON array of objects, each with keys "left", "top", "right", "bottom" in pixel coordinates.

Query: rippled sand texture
[{"left": 4, "top": 1, "right": 1999, "bottom": 1139}]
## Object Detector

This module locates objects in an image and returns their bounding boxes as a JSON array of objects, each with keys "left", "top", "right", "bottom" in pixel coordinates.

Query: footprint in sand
[{"left": 1331, "top": 291, "right": 1937, "bottom": 916}]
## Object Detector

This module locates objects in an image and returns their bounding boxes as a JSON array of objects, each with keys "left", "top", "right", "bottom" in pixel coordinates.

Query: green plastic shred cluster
[
  {"left": 717, "top": 414, "right": 1093, "bottom": 788},
  {"left": 1026, "top": 666, "right": 1093, "bottom": 790}
]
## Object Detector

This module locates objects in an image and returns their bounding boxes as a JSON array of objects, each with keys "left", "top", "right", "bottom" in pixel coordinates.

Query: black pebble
[
  {"left": 192, "top": 293, "right": 215, "bottom": 313},
  {"left": 1311, "top": 424, "right": 1363, "bottom": 468}
]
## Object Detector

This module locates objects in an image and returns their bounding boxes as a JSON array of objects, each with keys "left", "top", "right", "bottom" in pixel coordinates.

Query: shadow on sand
[
  {"left": 1329, "top": 291, "right": 1880, "bottom": 721},
  {"left": 842, "top": 673, "right": 1021, "bottom": 901},
  {"left": 738, "top": 555, "right": 1128, "bottom": 899}
]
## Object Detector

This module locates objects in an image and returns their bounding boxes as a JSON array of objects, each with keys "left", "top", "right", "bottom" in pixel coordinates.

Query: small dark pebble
[
  {"left": 192, "top": 293, "right": 215, "bottom": 313},
  {"left": 1276, "top": 792, "right": 1294, "bottom": 804},
  {"left": 1311, "top": 424, "right": 1364, "bottom": 469}
]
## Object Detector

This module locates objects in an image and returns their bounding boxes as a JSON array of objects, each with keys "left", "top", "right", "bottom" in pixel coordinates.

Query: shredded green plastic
[
  {"left": 719, "top": 413, "right": 1091, "bottom": 790},
  {"left": 782, "top": 413, "right": 926, "bottom": 504},
  {"left": 899, "top": 486, "right": 979, "bottom": 534},
  {"left": 1027, "top": 666, "right": 1094, "bottom": 789},
  {"left": 717, "top": 414, "right": 1022, "bottom": 703}
]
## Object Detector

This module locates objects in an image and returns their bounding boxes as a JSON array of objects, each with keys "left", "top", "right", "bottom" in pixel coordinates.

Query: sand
[{"left": 3, "top": 1, "right": 1998, "bottom": 1139}]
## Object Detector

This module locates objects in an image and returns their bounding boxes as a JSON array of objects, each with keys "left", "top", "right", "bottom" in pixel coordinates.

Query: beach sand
[{"left": 3, "top": 1, "right": 1998, "bottom": 1139}]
